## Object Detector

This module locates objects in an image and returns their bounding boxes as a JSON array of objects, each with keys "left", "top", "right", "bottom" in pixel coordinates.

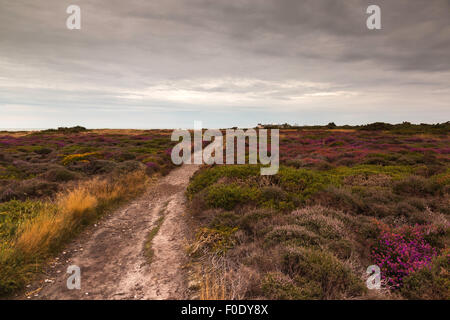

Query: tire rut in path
[{"left": 27, "top": 163, "right": 200, "bottom": 300}]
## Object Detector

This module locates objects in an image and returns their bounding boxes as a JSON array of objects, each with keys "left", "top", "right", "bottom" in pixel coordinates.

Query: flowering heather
[
  {"left": 371, "top": 225, "right": 438, "bottom": 288},
  {"left": 164, "top": 148, "right": 172, "bottom": 156},
  {"left": 145, "top": 162, "right": 158, "bottom": 168},
  {"left": 279, "top": 130, "right": 450, "bottom": 167},
  {"left": 0, "top": 129, "right": 179, "bottom": 203}
]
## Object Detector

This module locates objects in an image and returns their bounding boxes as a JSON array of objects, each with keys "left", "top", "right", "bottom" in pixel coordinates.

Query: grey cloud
[{"left": 0, "top": 0, "right": 449, "bottom": 128}]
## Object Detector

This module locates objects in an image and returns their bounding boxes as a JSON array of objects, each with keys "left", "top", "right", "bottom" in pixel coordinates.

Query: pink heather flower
[
  {"left": 371, "top": 225, "right": 438, "bottom": 288},
  {"left": 146, "top": 162, "right": 157, "bottom": 168}
]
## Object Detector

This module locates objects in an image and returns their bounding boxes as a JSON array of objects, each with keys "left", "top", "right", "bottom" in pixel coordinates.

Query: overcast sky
[{"left": 0, "top": 0, "right": 449, "bottom": 129}]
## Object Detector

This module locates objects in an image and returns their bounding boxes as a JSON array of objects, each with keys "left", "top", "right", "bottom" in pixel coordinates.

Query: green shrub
[
  {"left": 363, "top": 155, "right": 393, "bottom": 166},
  {"left": 343, "top": 173, "right": 392, "bottom": 187},
  {"left": 192, "top": 226, "right": 238, "bottom": 255},
  {"left": 332, "top": 165, "right": 413, "bottom": 180},
  {"left": 262, "top": 272, "right": 321, "bottom": 299},
  {"left": 401, "top": 252, "right": 450, "bottom": 300},
  {"left": 209, "top": 212, "right": 242, "bottom": 229},
  {"left": 43, "top": 168, "right": 79, "bottom": 182},
  {"left": 433, "top": 169, "right": 450, "bottom": 188},
  {"left": 277, "top": 167, "right": 337, "bottom": 195},
  {"left": 239, "top": 209, "right": 276, "bottom": 234},
  {"left": 261, "top": 186, "right": 287, "bottom": 202},
  {"left": 0, "top": 179, "right": 58, "bottom": 202},
  {"left": 393, "top": 175, "right": 442, "bottom": 196},
  {"left": 34, "top": 147, "right": 53, "bottom": 155},
  {"left": 0, "top": 200, "right": 45, "bottom": 240},
  {"left": 284, "top": 159, "right": 304, "bottom": 169},
  {"left": 187, "top": 165, "right": 261, "bottom": 198},
  {"left": 189, "top": 164, "right": 414, "bottom": 208},
  {"left": 0, "top": 252, "right": 33, "bottom": 296},
  {"left": 40, "top": 126, "right": 87, "bottom": 134},
  {"left": 0, "top": 165, "right": 28, "bottom": 180},
  {"left": 259, "top": 186, "right": 297, "bottom": 210},
  {"left": 282, "top": 247, "right": 366, "bottom": 299},
  {"left": 359, "top": 122, "right": 393, "bottom": 131},
  {"left": 312, "top": 186, "right": 367, "bottom": 215},
  {"left": 291, "top": 208, "right": 345, "bottom": 240},
  {"left": 113, "top": 160, "right": 145, "bottom": 175},
  {"left": 206, "top": 184, "right": 261, "bottom": 210},
  {"left": 61, "top": 152, "right": 99, "bottom": 165},
  {"left": 328, "top": 239, "right": 354, "bottom": 260},
  {"left": 264, "top": 225, "right": 321, "bottom": 247},
  {"left": 86, "top": 160, "right": 117, "bottom": 174},
  {"left": 118, "top": 152, "right": 136, "bottom": 161}
]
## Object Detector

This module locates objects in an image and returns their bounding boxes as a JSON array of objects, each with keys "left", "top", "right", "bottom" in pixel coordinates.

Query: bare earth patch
[{"left": 20, "top": 163, "right": 200, "bottom": 300}]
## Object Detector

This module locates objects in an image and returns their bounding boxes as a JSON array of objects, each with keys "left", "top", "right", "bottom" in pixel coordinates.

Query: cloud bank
[{"left": 0, "top": 0, "right": 449, "bottom": 128}]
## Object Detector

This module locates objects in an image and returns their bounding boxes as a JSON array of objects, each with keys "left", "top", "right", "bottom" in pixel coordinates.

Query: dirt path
[{"left": 23, "top": 163, "right": 200, "bottom": 300}]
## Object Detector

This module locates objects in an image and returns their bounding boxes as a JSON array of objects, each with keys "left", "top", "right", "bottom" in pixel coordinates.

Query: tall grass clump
[
  {"left": 0, "top": 169, "right": 149, "bottom": 296},
  {"left": 200, "top": 273, "right": 227, "bottom": 300}
]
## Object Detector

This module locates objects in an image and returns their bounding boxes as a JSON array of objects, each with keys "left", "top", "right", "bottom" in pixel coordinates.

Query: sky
[{"left": 0, "top": 0, "right": 449, "bottom": 129}]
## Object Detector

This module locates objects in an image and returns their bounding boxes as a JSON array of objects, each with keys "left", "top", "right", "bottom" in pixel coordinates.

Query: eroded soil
[{"left": 21, "top": 163, "right": 200, "bottom": 300}]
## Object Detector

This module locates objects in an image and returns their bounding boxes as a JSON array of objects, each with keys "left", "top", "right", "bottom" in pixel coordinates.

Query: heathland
[
  {"left": 0, "top": 127, "right": 176, "bottom": 295},
  {"left": 186, "top": 124, "right": 449, "bottom": 299},
  {"left": 0, "top": 123, "right": 449, "bottom": 299}
]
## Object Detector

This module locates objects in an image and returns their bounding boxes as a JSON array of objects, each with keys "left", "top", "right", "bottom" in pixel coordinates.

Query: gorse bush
[{"left": 61, "top": 152, "right": 99, "bottom": 165}]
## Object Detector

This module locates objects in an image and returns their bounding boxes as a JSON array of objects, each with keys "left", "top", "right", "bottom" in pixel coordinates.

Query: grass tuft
[{"left": 0, "top": 169, "right": 149, "bottom": 296}]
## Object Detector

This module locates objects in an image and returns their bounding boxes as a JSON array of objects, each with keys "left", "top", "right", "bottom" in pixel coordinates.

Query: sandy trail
[{"left": 25, "top": 163, "right": 200, "bottom": 300}]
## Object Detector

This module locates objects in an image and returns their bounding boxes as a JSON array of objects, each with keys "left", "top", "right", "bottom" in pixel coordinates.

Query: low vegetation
[
  {"left": 186, "top": 128, "right": 449, "bottom": 300},
  {"left": 1, "top": 125, "right": 448, "bottom": 299},
  {"left": 0, "top": 128, "right": 179, "bottom": 296},
  {"left": 261, "top": 121, "right": 450, "bottom": 135},
  {"left": 144, "top": 203, "right": 168, "bottom": 263},
  {"left": 0, "top": 169, "right": 149, "bottom": 295}
]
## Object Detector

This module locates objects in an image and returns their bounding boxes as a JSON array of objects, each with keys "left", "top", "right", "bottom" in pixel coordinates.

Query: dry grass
[
  {"left": 0, "top": 130, "right": 32, "bottom": 137},
  {"left": 200, "top": 273, "right": 227, "bottom": 300},
  {"left": 16, "top": 170, "right": 148, "bottom": 255},
  {"left": 91, "top": 129, "right": 174, "bottom": 136},
  {"left": 196, "top": 255, "right": 258, "bottom": 300},
  {"left": 0, "top": 169, "right": 149, "bottom": 295}
]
